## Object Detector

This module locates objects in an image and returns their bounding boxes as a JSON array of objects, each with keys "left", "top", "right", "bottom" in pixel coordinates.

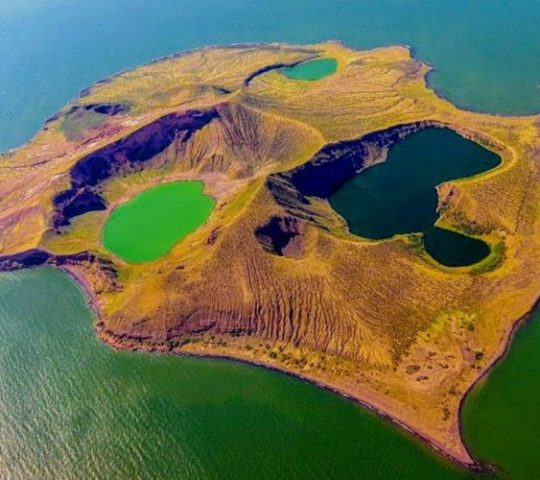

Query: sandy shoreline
[
  {"left": 59, "top": 245, "right": 535, "bottom": 475},
  {"left": 59, "top": 265, "right": 103, "bottom": 315},
  {"left": 61, "top": 251, "right": 525, "bottom": 478},
  {"left": 5, "top": 251, "right": 521, "bottom": 474}
]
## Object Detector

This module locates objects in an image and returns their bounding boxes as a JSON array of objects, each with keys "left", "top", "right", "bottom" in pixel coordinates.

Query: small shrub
[
  {"left": 473, "top": 241, "right": 505, "bottom": 274},
  {"left": 406, "top": 364, "right": 421, "bottom": 375}
]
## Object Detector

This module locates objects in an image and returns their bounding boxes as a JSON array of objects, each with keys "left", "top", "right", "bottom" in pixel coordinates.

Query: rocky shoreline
[{"left": 92, "top": 301, "right": 492, "bottom": 473}]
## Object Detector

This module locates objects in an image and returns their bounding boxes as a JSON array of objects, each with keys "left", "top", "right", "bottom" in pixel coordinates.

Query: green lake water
[
  {"left": 462, "top": 307, "right": 540, "bottom": 480},
  {"left": 0, "top": 267, "right": 476, "bottom": 480},
  {"left": 282, "top": 58, "right": 337, "bottom": 80},
  {"left": 103, "top": 181, "right": 214, "bottom": 263},
  {"left": 329, "top": 128, "right": 500, "bottom": 266}
]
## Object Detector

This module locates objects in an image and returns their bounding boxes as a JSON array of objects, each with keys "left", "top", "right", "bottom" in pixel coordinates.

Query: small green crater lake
[
  {"left": 103, "top": 180, "right": 214, "bottom": 263},
  {"left": 282, "top": 58, "right": 337, "bottom": 80},
  {"left": 329, "top": 128, "right": 500, "bottom": 267}
]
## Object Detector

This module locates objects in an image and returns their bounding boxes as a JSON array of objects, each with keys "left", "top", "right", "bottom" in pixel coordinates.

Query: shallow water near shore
[
  {"left": 329, "top": 128, "right": 498, "bottom": 266},
  {"left": 103, "top": 181, "right": 214, "bottom": 262},
  {"left": 0, "top": 267, "right": 478, "bottom": 479}
]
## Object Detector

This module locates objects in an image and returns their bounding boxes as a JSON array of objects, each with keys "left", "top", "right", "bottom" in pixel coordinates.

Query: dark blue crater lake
[{"left": 329, "top": 128, "right": 500, "bottom": 267}]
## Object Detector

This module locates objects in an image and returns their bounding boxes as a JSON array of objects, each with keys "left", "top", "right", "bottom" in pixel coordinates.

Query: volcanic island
[{"left": 1, "top": 42, "right": 539, "bottom": 470}]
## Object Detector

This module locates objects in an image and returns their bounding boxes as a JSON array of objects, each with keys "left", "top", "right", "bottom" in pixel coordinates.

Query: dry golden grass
[{"left": 1, "top": 41, "right": 540, "bottom": 466}]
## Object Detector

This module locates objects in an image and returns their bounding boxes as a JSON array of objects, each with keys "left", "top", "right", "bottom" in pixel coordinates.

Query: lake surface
[
  {"left": 423, "top": 227, "right": 491, "bottom": 268},
  {"left": 103, "top": 181, "right": 214, "bottom": 263},
  {"left": 329, "top": 128, "right": 499, "bottom": 266},
  {"left": 462, "top": 307, "right": 540, "bottom": 480},
  {"left": 282, "top": 58, "right": 337, "bottom": 80},
  {"left": 0, "top": 267, "right": 476, "bottom": 480},
  {"left": 2, "top": 0, "right": 540, "bottom": 153}
]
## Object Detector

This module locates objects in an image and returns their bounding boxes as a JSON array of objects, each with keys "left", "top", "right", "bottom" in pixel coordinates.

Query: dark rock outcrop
[
  {"left": 0, "top": 248, "right": 116, "bottom": 276},
  {"left": 273, "top": 121, "right": 441, "bottom": 199},
  {"left": 0, "top": 249, "right": 52, "bottom": 269},
  {"left": 53, "top": 107, "right": 220, "bottom": 227},
  {"left": 243, "top": 52, "right": 317, "bottom": 86},
  {"left": 82, "top": 103, "right": 127, "bottom": 116},
  {"left": 53, "top": 190, "right": 107, "bottom": 223},
  {"left": 244, "top": 62, "right": 301, "bottom": 86},
  {"left": 45, "top": 103, "right": 129, "bottom": 126},
  {"left": 255, "top": 215, "right": 306, "bottom": 257}
]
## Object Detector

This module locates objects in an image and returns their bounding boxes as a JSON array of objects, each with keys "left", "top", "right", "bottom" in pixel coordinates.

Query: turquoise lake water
[
  {"left": 282, "top": 58, "right": 337, "bottom": 80},
  {"left": 1, "top": 0, "right": 540, "bottom": 152},
  {"left": 1, "top": 1, "right": 540, "bottom": 478}
]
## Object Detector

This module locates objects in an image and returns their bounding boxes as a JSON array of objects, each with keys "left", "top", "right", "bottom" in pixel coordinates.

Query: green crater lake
[
  {"left": 103, "top": 181, "right": 214, "bottom": 263},
  {"left": 0, "top": 267, "right": 478, "bottom": 480},
  {"left": 282, "top": 58, "right": 337, "bottom": 80},
  {"left": 329, "top": 128, "right": 500, "bottom": 266}
]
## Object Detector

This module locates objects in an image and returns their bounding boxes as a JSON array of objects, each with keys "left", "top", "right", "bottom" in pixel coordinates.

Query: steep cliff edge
[{"left": 1, "top": 42, "right": 539, "bottom": 469}]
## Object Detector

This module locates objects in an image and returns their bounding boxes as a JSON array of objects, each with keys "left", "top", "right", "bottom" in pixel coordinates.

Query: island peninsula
[{"left": 1, "top": 42, "right": 539, "bottom": 469}]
